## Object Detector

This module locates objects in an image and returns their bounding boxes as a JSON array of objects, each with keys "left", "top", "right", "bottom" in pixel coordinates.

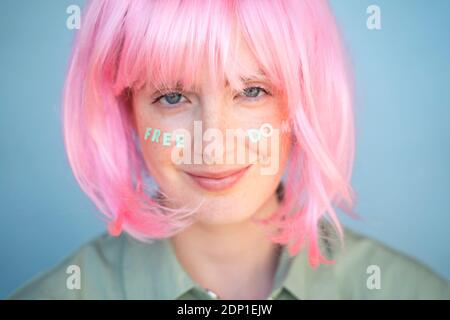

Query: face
[{"left": 131, "top": 44, "right": 292, "bottom": 226}]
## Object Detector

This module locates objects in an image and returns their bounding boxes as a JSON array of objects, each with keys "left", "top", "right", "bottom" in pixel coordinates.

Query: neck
[{"left": 170, "top": 193, "right": 282, "bottom": 300}]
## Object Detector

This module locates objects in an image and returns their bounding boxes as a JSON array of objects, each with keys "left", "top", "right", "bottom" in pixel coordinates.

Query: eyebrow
[
  {"left": 224, "top": 71, "right": 269, "bottom": 87},
  {"left": 150, "top": 70, "right": 269, "bottom": 94}
]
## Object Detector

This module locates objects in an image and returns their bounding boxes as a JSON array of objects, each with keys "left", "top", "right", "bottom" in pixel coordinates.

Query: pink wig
[{"left": 62, "top": 0, "right": 356, "bottom": 268}]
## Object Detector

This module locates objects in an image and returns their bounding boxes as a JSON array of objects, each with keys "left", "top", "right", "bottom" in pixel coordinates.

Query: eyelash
[{"left": 152, "top": 86, "right": 271, "bottom": 107}]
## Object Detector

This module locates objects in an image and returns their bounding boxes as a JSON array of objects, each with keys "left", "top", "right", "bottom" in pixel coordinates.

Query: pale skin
[{"left": 131, "top": 43, "right": 292, "bottom": 299}]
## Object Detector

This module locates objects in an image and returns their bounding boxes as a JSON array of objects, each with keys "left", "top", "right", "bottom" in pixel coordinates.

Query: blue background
[{"left": 1, "top": 0, "right": 449, "bottom": 298}]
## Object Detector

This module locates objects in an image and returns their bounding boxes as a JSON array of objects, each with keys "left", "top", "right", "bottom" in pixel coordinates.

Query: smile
[{"left": 183, "top": 165, "right": 252, "bottom": 192}]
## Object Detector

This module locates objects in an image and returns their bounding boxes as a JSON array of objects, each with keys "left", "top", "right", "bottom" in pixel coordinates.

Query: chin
[
  {"left": 192, "top": 187, "right": 277, "bottom": 227},
  {"left": 195, "top": 209, "right": 256, "bottom": 226}
]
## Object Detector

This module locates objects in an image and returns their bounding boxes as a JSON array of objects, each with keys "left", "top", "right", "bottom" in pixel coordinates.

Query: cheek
[
  {"left": 133, "top": 104, "right": 190, "bottom": 197},
  {"left": 240, "top": 105, "right": 292, "bottom": 178},
  {"left": 140, "top": 132, "right": 173, "bottom": 176}
]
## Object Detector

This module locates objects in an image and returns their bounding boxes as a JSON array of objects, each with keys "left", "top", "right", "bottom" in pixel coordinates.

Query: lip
[{"left": 183, "top": 165, "right": 251, "bottom": 192}]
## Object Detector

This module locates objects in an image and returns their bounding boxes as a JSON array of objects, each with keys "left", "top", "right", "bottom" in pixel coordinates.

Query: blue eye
[
  {"left": 241, "top": 86, "right": 270, "bottom": 99},
  {"left": 153, "top": 92, "right": 188, "bottom": 106}
]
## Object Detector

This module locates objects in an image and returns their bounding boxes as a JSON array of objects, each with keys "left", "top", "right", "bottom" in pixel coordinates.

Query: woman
[{"left": 9, "top": 0, "right": 449, "bottom": 299}]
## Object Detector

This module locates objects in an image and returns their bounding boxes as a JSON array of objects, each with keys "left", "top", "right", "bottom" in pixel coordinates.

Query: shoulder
[
  {"left": 7, "top": 233, "right": 129, "bottom": 300},
  {"left": 330, "top": 228, "right": 450, "bottom": 299}
]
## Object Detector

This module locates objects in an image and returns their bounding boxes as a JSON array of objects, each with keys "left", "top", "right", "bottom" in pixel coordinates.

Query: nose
[
  {"left": 194, "top": 92, "right": 235, "bottom": 165},
  {"left": 201, "top": 92, "right": 230, "bottom": 132}
]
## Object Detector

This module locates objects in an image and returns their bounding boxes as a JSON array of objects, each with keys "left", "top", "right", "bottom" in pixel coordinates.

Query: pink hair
[{"left": 62, "top": 0, "right": 356, "bottom": 268}]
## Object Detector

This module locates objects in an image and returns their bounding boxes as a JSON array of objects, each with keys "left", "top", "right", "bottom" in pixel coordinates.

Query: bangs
[{"left": 108, "top": 0, "right": 291, "bottom": 96}]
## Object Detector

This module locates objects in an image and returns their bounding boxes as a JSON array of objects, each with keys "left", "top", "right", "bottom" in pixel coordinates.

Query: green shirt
[{"left": 8, "top": 227, "right": 450, "bottom": 300}]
